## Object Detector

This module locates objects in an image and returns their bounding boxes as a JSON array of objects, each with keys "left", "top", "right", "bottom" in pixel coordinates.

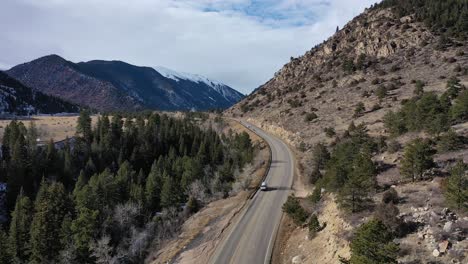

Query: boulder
[
  {"left": 438, "top": 240, "right": 449, "bottom": 253},
  {"left": 292, "top": 255, "right": 304, "bottom": 264},
  {"left": 443, "top": 222, "right": 453, "bottom": 232},
  {"left": 432, "top": 249, "right": 440, "bottom": 257}
]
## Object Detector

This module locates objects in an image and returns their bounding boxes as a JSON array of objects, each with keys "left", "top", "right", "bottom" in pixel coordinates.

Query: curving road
[{"left": 210, "top": 120, "right": 294, "bottom": 264}]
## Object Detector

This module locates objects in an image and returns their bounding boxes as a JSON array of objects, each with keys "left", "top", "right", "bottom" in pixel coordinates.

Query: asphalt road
[{"left": 210, "top": 121, "right": 294, "bottom": 264}]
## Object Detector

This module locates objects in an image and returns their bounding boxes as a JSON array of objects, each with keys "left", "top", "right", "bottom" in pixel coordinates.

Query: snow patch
[
  {"left": 155, "top": 66, "right": 223, "bottom": 88},
  {"left": 155, "top": 66, "right": 243, "bottom": 102}
]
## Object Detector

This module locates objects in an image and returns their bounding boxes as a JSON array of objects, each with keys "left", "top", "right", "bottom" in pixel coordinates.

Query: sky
[{"left": 0, "top": 0, "right": 378, "bottom": 94}]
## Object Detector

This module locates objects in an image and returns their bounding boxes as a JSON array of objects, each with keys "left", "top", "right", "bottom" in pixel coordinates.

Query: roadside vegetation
[{"left": 0, "top": 110, "right": 254, "bottom": 263}]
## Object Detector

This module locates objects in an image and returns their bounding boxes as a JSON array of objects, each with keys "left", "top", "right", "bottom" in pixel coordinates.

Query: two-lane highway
[{"left": 210, "top": 121, "right": 294, "bottom": 264}]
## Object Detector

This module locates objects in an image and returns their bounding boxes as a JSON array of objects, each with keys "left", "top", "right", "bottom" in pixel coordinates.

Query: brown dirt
[
  {"left": 276, "top": 195, "right": 353, "bottom": 264},
  {"left": 148, "top": 191, "right": 251, "bottom": 264}
]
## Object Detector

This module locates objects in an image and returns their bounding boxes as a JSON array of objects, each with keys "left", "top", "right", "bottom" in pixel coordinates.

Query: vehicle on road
[{"left": 260, "top": 181, "right": 267, "bottom": 191}]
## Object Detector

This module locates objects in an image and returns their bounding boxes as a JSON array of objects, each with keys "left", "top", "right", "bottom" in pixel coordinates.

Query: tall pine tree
[
  {"left": 8, "top": 190, "right": 32, "bottom": 263},
  {"left": 29, "top": 182, "right": 70, "bottom": 263}
]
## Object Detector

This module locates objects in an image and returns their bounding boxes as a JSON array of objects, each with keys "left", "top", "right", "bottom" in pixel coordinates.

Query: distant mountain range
[
  {"left": 0, "top": 71, "right": 79, "bottom": 116},
  {"left": 6, "top": 55, "right": 244, "bottom": 111}
]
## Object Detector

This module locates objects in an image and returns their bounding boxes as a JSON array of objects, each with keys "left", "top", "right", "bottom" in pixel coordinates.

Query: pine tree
[
  {"left": 129, "top": 183, "right": 145, "bottom": 207},
  {"left": 311, "top": 143, "right": 330, "bottom": 170},
  {"left": 6, "top": 133, "right": 27, "bottom": 211},
  {"left": 115, "top": 161, "right": 134, "bottom": 201},
  {"left": 445, "top": 160, "right": 467, "bottom": 211},
  {"left": 0, "top": 227, "right": 12, "bottom": 264},
  {"left": 62, "top": 149, "right": 74, "bottom": 189},
  {"left": 451, "top": 90, "right": 468, "bottom": 122},
  {"left": 353, "top": 102, "right": 366, "bottom": 118},
  {"left": 8, "top": 190, "right": 32, "bottom": 263},
  {"left": 71, "top": 207, "right": 99, "bottom": 262},
  {"left": 349, "top": 219, "right": 399, "bottom": 264},
  {"left": 338, "top": 151, "right": 376, "bottom": 212},
  {"left": 29, "top": 182, "right": 70, "bottom": 263},
  {"left": 60, "top": 214, "right": 73, "bottom": 251},
  {"left": 160, "top": 172, "right": 179, "bottom": 208},
  {"left": 76, "top": 109, "right": 92, "bottom": 142},
  {"left": 145, "top": 162, "right": 162, "bottom": 212},
  {"left": 400, "top": 139, "right": 434, "bottom": 182}
]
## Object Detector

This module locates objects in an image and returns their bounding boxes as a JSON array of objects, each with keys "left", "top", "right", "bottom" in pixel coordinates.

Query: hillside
[
  {"left": 228, "top": 1, "right": 468, "bottom": 263},
  {"left": 7, "top": 55, "right": 244, "bottom": 112},
  {"left": 0, "top": 71, "right": 79, "bottom": 115}
]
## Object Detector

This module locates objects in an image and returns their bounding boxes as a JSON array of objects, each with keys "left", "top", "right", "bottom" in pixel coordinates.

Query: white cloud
[{"left": 0, "top": 0, "right": 378, "bottom": 93}]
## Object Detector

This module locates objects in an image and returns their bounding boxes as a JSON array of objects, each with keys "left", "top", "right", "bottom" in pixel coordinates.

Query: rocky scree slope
[
  {"left": 0, "top": 71, "right": 79, "bottom": 115},
  {"left": 7, "top": 55, "right": 244, "bottom": 112},
  {"left": 228, "top": 6, "right": 467, "bottom": 149}
]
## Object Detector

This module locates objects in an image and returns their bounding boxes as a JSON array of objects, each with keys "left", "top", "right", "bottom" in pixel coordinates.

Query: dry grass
[{"left": 0, "top": 115, "right": 98, "bottom": 142}]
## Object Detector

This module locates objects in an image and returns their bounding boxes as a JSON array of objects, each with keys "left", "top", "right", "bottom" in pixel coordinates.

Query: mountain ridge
[{"left": 7, "top": 55, "right": 244, "bottom": 111}]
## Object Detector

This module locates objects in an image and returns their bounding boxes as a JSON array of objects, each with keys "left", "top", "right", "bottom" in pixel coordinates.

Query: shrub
[
  {"left": 413, "top": 80, "right": 425, "bottom": 96},
  {"left": 374, "top": 202, "right": 401, "bottom": 234},
  {"left": 299, "top": 142, "right": 307, "bottom": 152},
  {"left": 332, "top": 80, "right": 338, "bottom": 88},
  {"left": 186, "top": 196, "right": 200, "bottom": 215},
  {"left": 371, "top": 104, "right": 382, "bottom": 112},
  {"left": 287, "top": 99, "right": 302, "bottom": 108},
  {"left": 387, "top": 140, "right": 401, "bottom": 153},
  {"left": 240, "top": 103, "right": 250, "bottom": 113},
  {"left": 356, "top": 54, "right": 367, "bottom": 70},
  {"left": 282, "top": 195, "right": 308, "bottom": 225},
  {"left": 376, "top": 86, "right": 387, "bottom": 100},
  {"left": 304, "top": 112, "right": 318, "bottom": 122},
  {"left": 308, "top": 186, "right": 322, "bottom": 204},
  {"left": 308, "top": 214, "right": 321, "bottom": 239},
  {"left": 309, "top": 166, "right": 322, "bottom": 184},
  {"left": 437, "top": 130, "right": 463, "bottom": 153},
  {"left": 389, "top": 65, "right": 400, "bottom": 72},
  {"left": 343, "top": 58, "right": 356, "bottom": 74},
  {"left": 324, "top": 127, "right": 336, "bottom": 137},
  {"left": 382, "top": 188, "right": 399, "bottom": 204},
  {"left": 353, "top": 102, "right": 365, "bottom": 117}
]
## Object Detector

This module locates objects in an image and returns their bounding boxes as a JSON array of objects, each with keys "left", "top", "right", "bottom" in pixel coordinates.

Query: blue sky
[{"left": 0, "top": 0, "right": 378, "bottom": 93}]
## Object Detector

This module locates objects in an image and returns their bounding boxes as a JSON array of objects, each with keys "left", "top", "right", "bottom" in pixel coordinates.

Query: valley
[{"left": 0, "top": 0, "right": 467, "bottom": 263}]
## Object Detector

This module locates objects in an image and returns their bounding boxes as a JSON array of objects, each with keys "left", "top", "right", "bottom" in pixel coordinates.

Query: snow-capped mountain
[
  {"left": 6, "top": 55, "right": 245, "bottom": 111},
  {"left": 155, "top": 66, "right": 244, "bottom": 103}
]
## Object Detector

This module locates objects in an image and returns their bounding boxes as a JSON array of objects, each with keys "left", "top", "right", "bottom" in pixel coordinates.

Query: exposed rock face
[
  {"left": 7, "top": 55, "right": 244, "bottom": 111},
  {"left": 226, "top": 6, "right": 467, "bottom": 153}
]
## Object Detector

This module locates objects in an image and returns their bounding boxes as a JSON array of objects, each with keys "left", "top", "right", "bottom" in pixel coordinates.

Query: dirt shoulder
[{"left": 148, "top": 118, "right": 271, "bottom": 264}]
